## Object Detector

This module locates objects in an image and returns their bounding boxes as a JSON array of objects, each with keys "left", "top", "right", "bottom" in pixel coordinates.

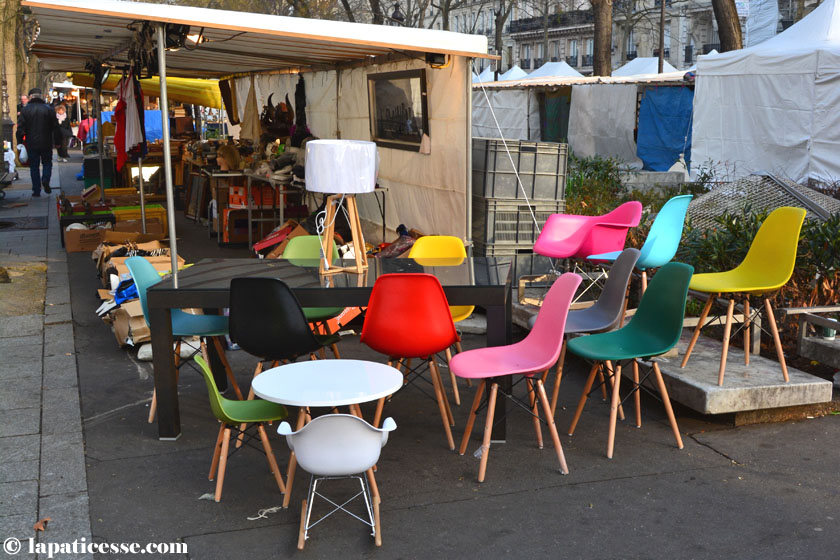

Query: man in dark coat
[{"left": 16, "top": 87, "right": 59, "bottom": 196}]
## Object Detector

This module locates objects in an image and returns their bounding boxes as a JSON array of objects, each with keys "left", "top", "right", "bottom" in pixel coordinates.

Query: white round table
[{"left": 252, "top": 359, "right": 403, "bottom": 408}]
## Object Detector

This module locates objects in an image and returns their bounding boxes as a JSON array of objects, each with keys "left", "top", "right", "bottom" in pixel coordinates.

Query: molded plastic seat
[
  {"left": 449, "top": 272, "right": 582, "bottom": 482},
  {"left": 588, "top": 194, "right": 693, "bottom": 272},
  {"left": 282, "top": 236, "right": 344, "bottom": 322},
  {"left": 681, "top": 206, "right": 807, "bottom": 385},
  {"left": 534, "top": 201, "right": 643, "bottom": 259},
  {"left": 278, "top": 414, "right": 396, "bottom": 548},
  {"left": 408, "top": 236, "right": 474, "bottom": 323},
  {"left": 565, "top": 262, "right": 694, "bottom": 458},
  {"left": 360, "top": 273, "right": 459, "bottom": 450},
  {"left": 194, "top": 355, "right": 287, "bottom": 503}
]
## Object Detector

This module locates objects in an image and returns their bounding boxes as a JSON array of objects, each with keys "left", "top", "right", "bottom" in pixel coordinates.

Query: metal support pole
[
  {"left": 157, "top": 24, "right": 179, "bottom": 287},
  {"left": 138, "top": 157, "right": 147, "bottom": 233},
  {"left": 96, "top": 87, "right": 105, "bottom": 204},
  {"left": 658, "top": 0, "right": 666, "bottom": 73}
]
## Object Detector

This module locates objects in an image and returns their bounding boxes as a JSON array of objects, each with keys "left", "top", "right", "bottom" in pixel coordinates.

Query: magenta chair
[
  {"left": 450, "top": 272, "right": 582, "bottom": 482},
  {"left": 534, "top": 201, "right": 643, "bottom": 259}
]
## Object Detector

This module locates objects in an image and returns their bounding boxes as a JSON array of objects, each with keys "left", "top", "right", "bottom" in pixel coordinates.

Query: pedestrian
[
  {"left": 17, "top": 93, "right": 28, "bottom": 116},
  {"left": 55, "top": 104, "right": 72, "bottom": 162},
  {"left": 16, "top": 87, "right": 59, "bottom": 196}
]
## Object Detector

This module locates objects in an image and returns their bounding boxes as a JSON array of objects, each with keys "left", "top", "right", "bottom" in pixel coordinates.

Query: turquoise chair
[
  {"left": 565, "top": 262, "right": 693, "bottom": 459},
  {"left": 588, "top": 194, "right": 693, "bottom": 291},
  {"left": 282, "top": 235, "right": 344, "bottom": 358},
  {"left": 125, "top": 256, "right": 243, "bottom": 423}
]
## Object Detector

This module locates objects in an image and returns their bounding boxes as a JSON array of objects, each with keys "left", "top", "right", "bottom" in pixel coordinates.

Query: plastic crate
[
  {"left": 472, "top": 241, "right": 535, "bottom": 257},
  {"left": 113, "top": 204, "right": 168, "bottom": 232},
  {"left": 472, "top": 138, "right": 568, "bottom": 200},
  {"left": 472, "top": 196, "right": 564, "bottom": 246}
]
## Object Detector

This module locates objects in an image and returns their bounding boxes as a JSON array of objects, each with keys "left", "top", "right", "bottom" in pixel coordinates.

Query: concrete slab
[
  {"left": 0, "top": 376, "right": 41, "bottom": 411},
  {"left": 656, "top": 333, "right": 833, "bottom": 415},
  {"left": 799, "top": 336, "right": 840, "bottom": 369},
  {"left": 40, "top": 432, "right": 87, "bottom": 496},
  {"left": 0, "top": 343, "right": 43, "bottom": 365},
  {"left": 0, "top": 407, "right": 41, "bottom": 437},
  {"left": 43, "top": 323, "right": 75, "bottom": 358},
  {"left": 37, "top": 492, "right": 93, "bottom": 559},
  {"left": 0, "top": 315, "right": 43, "bottom": 338},
  {"left": 0, "top": 480, "right": 38, "bottom": 517},
  {"left": 42, "top": 355, "right": 78, "bottom": 389},
  {"left": 0, "top": 360, "right": 41, "bottom": 381},
  {"left": 0, "top": 514, "right": 38, "bottom": 560},
  {"left": 44, "top": 303, "right": 72, "bottom": 325},
  {"left": 0, "top": 434, "right": 41, "bottom": 463},
  {"left": 41, "top": 387, "right": 82, "bottom": 436},
  {"left": 0, "top": 459, "right": 40, "bottom": 483}
]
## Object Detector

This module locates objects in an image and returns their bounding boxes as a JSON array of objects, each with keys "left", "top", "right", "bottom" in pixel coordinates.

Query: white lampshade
[{"left": 305, "top": 140, "right": 378, "bottom": 194}]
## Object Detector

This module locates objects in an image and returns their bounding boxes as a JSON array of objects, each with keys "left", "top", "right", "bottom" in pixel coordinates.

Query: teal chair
[
  {"left": 565, "top": 262, "right": 693, "bottom": 459},
  {"left": 282, "top": 235, "right": 344, "bottom": 358},
  {"left": 195, "top": 355, "right": 287, "bottom": 502},
  {"left": 125, "top": 256, "right": 243, "bottom": 423},
  {"left": 588, "top": 194, "right": 693, "bottom": 292}
]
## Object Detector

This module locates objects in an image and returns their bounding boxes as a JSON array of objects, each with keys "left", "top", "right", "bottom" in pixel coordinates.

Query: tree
[
  {"left": 612, "top": 0, "right": 661, "bottom": 64},
  {"left": 591, "top": 0, "right": 611, "bottom": 75},
  {"left": 711, "top": 0, "right": 742, "bottom": 51}
]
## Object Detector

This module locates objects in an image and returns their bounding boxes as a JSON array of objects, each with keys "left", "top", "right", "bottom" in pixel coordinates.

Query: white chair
[{"left": 278, "top": 414, "right": 396, "bottom": 549}]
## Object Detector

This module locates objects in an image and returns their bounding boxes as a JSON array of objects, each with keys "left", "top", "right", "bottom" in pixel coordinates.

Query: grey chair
[{"left": 529, "top": 248, "right": 641, "bottom": 416}]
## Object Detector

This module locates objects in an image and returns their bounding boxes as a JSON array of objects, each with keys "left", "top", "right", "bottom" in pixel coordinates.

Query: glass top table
[{"left": 146, "top": 256, "right": 514, "bottom": 440}]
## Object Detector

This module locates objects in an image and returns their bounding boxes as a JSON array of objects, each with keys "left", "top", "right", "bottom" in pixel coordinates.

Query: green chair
[
  {"left": 282, "top": 235, "right": 344, "bottom": 358},
  {"left": 565, "top": 262, "right": 694, "bottom": 459},
  {"left": 195, "top": 355, "right": 288, "bottom": 502}
]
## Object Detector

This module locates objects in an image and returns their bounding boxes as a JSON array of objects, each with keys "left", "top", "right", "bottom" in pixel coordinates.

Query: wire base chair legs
[{"left": 298, "top": 474, "right": 381, "bottom": 549}]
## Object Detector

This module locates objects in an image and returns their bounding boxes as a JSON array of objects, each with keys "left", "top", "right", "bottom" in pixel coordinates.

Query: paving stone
[
  {"left": 0, "top": 459, "right": 39, "bottom": 483},
  {"left": 0, "top": 315, "right": 43, "bottom": 338},
  {"left": 0, "top": 376, "right": 41, "bottom": 411},
  {"left": 42, "top": 355, "right": 78, "bottom": 389},
  {"left": 37, "top": 492, "right": 93, "bottom": 559},
  {"left": 40, "top": 432, "right": 87, "bottom": 496},
  {"left": 41, "top": 388, "right": 82, "bottom": 436},
  {"left": 0, "top": 480, "right": 38, "bottom": 517},
  {"left": 43, "top": 323, "right": 75, "bottom": 358},
  {"left": 0, "top": 434, "right": 40, "bottom": 462},
  {"left": 0, "top": 359, "right": 41, "bottom": 381},
  {"left": 0, "top": 334, "right": 43, "bottom": 347},
  {"left": 44, "top": 304, "right": 72, "bottom": 326},
  {"left": 45, "top": 285, "right": 70, "bottom": 306},
  {"left": 0, "top": 343, "right": 43, "bottom": 364},
  {"left": 0, "top": 407, "right": 41, "bottom": 437},
  {"left": 0, "top": 514, "right": 38, "bottom": 559}
]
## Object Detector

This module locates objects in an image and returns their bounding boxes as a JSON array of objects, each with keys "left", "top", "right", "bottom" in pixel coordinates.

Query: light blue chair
[
  {"left": 125, "top": 256, "right": 243, "bottom": 423},
  {"left": 588, "top": 194, "right": 692, "bottom": 291}
]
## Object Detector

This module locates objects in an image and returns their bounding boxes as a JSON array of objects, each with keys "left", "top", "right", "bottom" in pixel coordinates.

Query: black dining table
[{"left": 146, "top": 256, "right": 514, "bottom": 440}]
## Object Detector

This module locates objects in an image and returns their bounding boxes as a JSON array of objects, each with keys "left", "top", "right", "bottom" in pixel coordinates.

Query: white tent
[
  {"left": 499, "top": 65, "right": 528, "bottom": 81},
  {"left": 526, "top": 61, "right": 583, "bottom": 79},
  {"left": 473, "top": 67, "right": 495, "bottom": 83},
  {"left": 691, "top": 0, "right": 840, "bottom": 182},
  {"left": 612, "top": 57, "right": 677, "bottom": 77}
]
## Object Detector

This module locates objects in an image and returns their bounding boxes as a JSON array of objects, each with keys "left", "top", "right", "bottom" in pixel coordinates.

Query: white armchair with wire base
[{"left": 278, "top": 414, "right": 396, "bottom": 549}]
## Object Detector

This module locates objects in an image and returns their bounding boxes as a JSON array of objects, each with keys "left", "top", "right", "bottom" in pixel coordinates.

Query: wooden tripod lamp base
[{"left": 320, "top": 194, "right": 368, "bottom": 275}]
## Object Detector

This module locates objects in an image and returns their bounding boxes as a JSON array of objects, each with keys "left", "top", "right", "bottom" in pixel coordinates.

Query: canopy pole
[
  {"left": 157, "top": 24, "right": 179, "bottom": 287},
  {"left": 96, "top": 87, "right": 105, "bottom": 205},
  {"left": 138, "top": 157, "right": 147, "bottom": 233}
]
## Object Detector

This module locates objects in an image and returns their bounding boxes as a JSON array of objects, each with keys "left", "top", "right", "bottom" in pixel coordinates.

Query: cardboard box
[
  {"left": 252, "top": 220, "right": 298, "bottom": 252},
  {"left": 110, "top": 299, "right": 150, "bottom": 347},
  {"left": 113, "top": 218, "right": 165, "bottom": 235},
  {"left": 266, "top": 224, "right": 309, "bottom": 258},
  {"left": 102, "top": 254, "right": 184, "bottom": 287},
  {"left": 64, "top": 228, "right": 107, "bottom": 253}
]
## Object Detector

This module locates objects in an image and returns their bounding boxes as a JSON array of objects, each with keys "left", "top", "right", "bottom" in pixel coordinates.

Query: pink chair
[
  {"left": 533, "top": 201, "right": 643, "bottom": 259},
  {"left": 449, "top": 272, "right": 582, "bottom": 482}
]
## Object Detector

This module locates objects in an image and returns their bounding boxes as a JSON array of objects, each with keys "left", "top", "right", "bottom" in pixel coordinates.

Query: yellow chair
[
  {"left": 408, "top": 236, "right": 475, "bottom": 405},
  {"left": 680, "top": 206, "right": 806, "bottom": 385}
]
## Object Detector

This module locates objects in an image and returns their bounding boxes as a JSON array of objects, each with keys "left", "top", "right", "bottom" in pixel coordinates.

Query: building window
[{"left": 569, "top": 39, "right": 578, "bottom": 57}]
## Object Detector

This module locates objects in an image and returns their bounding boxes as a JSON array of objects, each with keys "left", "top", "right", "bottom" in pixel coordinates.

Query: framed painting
[{"left": 367, "top": 69, "right": 429, "bottom": 151}]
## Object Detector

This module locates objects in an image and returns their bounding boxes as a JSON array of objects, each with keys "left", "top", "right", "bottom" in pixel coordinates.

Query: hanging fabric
[
  {"left": 240, "top": 75, "right": 261, "bottom": 141},
  {"left": 218, "top": 78, "right": 240, "bottom": 125},
  {"left": 128, "top": 73, "right": 148, "bottom": 161},
  {"left": 115, "top": 70, "right": 144, "bottom": 170}
]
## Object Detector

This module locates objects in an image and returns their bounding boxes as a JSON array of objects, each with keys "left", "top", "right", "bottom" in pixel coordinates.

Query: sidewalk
[{"left": 0, "top": 157, "right": 92, "bottom": 559}]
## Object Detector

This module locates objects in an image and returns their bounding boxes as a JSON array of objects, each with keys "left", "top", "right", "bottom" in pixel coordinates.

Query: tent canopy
[
  {"left": 613, "top": 57, "right": 677, "bottom": 77},
  {"left": 499, "top": 65, "right": 528, "bottom": 81},
  {"left": 526, "top": 61, "right": 583, "bottom": 79},
  {"left": 70, "top": 73, "right": 222, "bottom": 108},
  {"left": 473, "top": 67, "right": 495, "bottom": 83},
  {"left": 22, "top": 0, "right": 491, "bottom": 78}
]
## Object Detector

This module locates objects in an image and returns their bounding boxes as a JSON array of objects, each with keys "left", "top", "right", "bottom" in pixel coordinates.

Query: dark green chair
[
  {"left": 195, "top": 355, "right": 288, "bottom": 502},
  {"left": 566, "top": 262, "right": 694, "bottom": 459}
]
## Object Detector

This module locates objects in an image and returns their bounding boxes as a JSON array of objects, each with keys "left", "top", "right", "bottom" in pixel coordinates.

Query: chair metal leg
[
  {"left": 682, "top": 294, "right": 717, "bottom": 368},
  {"left": 744, "top": 297, "right": 750, "bottom": 366},
  {"left": 477, "top": 383, "right": 499, "bottom": 483},
  {"left": 765, "top": 298, "right": 789, "bottom": 382},
  {"left": 257, "top": 423, "right": 286, "bottom": 494},
  {"left": 208, "top": 423, "right": 224, "bottom": 480},
  {"left": 214, "top": 427, "right": 231, "bottom": 502},
  {"left": 536, "top": 379, "right": 568, "bottom": 474},
  {"left": 606, "top": 360, "right": 622, "bottom": 459},
  {"left": 527, "top": 377, "right": 544, "bottom": 449},
  {"left": 550, "top": 340, "right": 567, "bottom": 417},
  {"left": 569, "top": 362, "right": 600, "bottom": 436},
  {"left": 459, "top": 380, "right": 486, "bottom": 455},
  {"left": 429, "top": 360, "right": 455, "bottom": 450},
  {"left": 632, "top": 360, "right": 642, "bottom": 428},
  {"left": 652, "top": 362, "right": 684, "bottom": 449},
  {"left": 717, "top": 299, "right": 736, "bottom": 386},
  {"left": 282, "top": 408, "right": 307, "bottom": 509}
]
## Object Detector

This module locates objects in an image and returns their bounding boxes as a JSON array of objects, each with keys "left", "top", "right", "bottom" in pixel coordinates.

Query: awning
[
  {"left": 69, "top": 73, "right": 222, "bottom": 108},
  {"left": 22, "top": 0, "right": 491, "bottom": 79}
]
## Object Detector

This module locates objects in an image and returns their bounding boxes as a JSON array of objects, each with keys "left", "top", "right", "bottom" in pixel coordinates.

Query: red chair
[{"left": 360, "top": 273, "right": 459, "bottom": 450}]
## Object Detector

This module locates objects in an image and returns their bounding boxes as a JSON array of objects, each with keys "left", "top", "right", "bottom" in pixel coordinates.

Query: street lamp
[{"left": 388, "top": 2, "right": 405, "bottom": 26}]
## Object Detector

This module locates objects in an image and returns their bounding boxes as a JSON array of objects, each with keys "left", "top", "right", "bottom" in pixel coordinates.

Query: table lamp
[{"left": 306, "top": 139, "right": 377, "bottom": 275}]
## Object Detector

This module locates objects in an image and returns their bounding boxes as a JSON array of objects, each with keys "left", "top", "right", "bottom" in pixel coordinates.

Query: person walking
[
  {"left": 55, "top": 104, "right": 72, "bottom": 162},
  {"left": 16, "top": 87, "right": 59, "bottom": 196}
]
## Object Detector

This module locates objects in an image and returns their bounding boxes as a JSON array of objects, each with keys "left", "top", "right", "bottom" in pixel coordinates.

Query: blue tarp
[
  {"left": 636, "top": 86, "right": 693, "bottom": 172},
  {"left": 87, "top": 110, "right": 164, "bottom": 143}
]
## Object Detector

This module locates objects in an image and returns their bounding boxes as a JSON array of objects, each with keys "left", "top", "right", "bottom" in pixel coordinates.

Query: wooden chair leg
[
  {"left": 606, "top": 360, "right": 622, "bottom": 459},
  {"left": 214, "top": 427, "right": 231, "bottom": 502},
  {"left": 429, "top": 360, "right": 455, "bottom": 450},
  {"left": 373, "top": 396, "right": 387, "bottom": 428},
  {"left": 569, "top": 362, "right": 599, "bottom": 436},
  {"left": 604, "top": 361, "right": 625, "bottom": 421},
  {"left": 454, "top": 340, "right": 472, "bottom": 387},
  {"left": 257, "top": 423, "right": 286, "bottom": 493},
  {"left": 681, "top": 294, "right": 717, "bottom": 368},
  {"left": 477, "top": 383, "right": 499, "bottom": 483},
  {"left": 536, "top": 379, "right": 568, "bottom": 474},
  {"left": 459, "top": 380, "right": 486, "bottom": 455},
  {"left": 297, "top": 499, "right": 307, "bottom": 550},
  {"left": 744, "top": 297, "right": 750, "bottom": 366},
  {"left": 430, "top": 360, "right": 454, "bottom": 426},
  {"left": 212, "top": 336, "right": 243, "bottom": 400},
  {"left": 550, "top": 340, "right": 567, "bottom": 417},
  {"left": 147, "top": 390, "right": 158, "bottom": 424},
  {"left": 208, "top": 423, "right": 224, "bottom": 480},
  {"left": 442, "top": 350, "right": 461, "bottom": 406},
  {"left": 373, "top": 496, "right": 382, "bottom": 547},
  {"left": 717, "top": 299, "right": 736, "bottom": 386},
  {"left": 640, "top": 269, "right": 648, "bottom": 294},
  {"left": 319, "top": 347, "right": 326, "bottom": 360},
  {"left": 765, "top": 298, "right": 789, "bottom": 382},
  {"left": 282, "top": 408, "right": 307, "bottom": 509},
  {"left": 527, "top": 377, "right": 544, "bottom": 449},
  {"left": 330, "top": 343, "right": 341, "bottom": 359},
  {"left": 597, "top": 366, "right": 609, "bottom": 401},
  {"left": 238, "top": 362, "right": 263, "bottom": 448},
  {"left": 632, "top": 360, "right": 642, "bottom": 428},
  {"left": 652, "top": 362, "right": 683, "bottom": 449},
  {"left": 366, "top": 467, "right": 380, "bottom": 501}
]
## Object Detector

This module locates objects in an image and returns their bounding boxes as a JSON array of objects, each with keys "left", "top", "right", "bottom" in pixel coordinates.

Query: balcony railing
[
  {"left": 653, "top": 48, "right": 671, "bottom": 58},
  {"left": 550, "top": 56, "right": 558, "bottom": 62},
  {"left": 703, "top": 43, "right": 720, "bottom": 54},
  {"left": 509, "top": 10, "right": 594, "bottom": 34},
  {"left": 626, "top": 51, "right": 638, "bottom": 60},
  {"left": 566, "top": 55, "right": 578, "bottom": 67},
  {"left": 520, "top": 59, "right": 532, "bottom": 70},
  {"left": 534, "top": 57, "right": 545, "bottom": 67},
  {"left": 581, "top": 54, "right": 593, "bottom": 66},
  {"left": 684, "top": 45, "right": 693, "bottom": 63}
]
